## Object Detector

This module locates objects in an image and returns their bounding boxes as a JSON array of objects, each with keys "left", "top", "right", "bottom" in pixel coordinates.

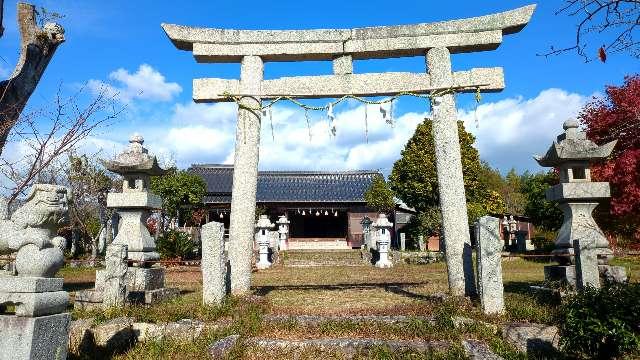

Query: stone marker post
[
  {"left": 102, "top": 244, "right": 128, "bottom": 308},
  {"left": 202, "top": 221, "right": 227, "bottom": 305},
  {"left": 228, "top": 56, "right": 264, "bottom": 294},
  {"left": 475, "top": 216, "right": 505, "bottom": 315},
  {"left": 400, "top": 233, "right": 406, "bottom": 252},
  {"left": 427, "top": 47, "right": 475, "bottom": 297},
  {"left": 573, "top": 239, "right": 600, "bottom": 290},
  {"left": 418, "top": 235, "right": 426, "bottom": 252},
  {"left": 360, "top": 216, "right": 373, "bottom": 250},
  {"left": 255, "top": 215, "right": 274, "bottom": 270}
]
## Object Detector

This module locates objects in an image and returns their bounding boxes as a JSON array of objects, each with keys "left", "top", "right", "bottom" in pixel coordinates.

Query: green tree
[
  {"left": 389, "top": 119, "right": 494, "bottom": 225},
  {"left": 364, "top": 175, "right": 395, "bottom": 213},
  {"left": 67, "top": 154, "right": 116, "bottom": 258},
  {"left": 150, "top": 170, "right": 207, "bottom": 226},
  {"left": 503, "top": 168, "right": 526, "bottom": 215},
  {"left": 521, "top": 171, "right": 563, "bottom": 231}
]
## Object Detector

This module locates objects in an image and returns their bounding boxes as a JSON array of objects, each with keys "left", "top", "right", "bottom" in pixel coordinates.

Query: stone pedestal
[
  {"left": 256, "top": 241, "right": 271, "bottom": 269},
  {"left": 107, "top": 192, "right": 161, "bottom": 262},
  {"left": 544, "top": 264, "right": 628, "bottom": 287},
  {"left": 0, "top": 276, "right": 71, "bottom": 360},
  {"left": 0, "top": 313, "right": 71, "bottom": 360},
  {"left": 75, "top": 266, "right": 178, "bottom": 309}
]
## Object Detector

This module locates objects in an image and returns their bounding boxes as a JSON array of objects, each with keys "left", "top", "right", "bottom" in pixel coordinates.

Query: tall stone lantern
[
  {"left": 276, "top": 215, "right": 290, "bottom": 251},
  {"left": 75, "top": 134, "right": 179, "bottom": 308},
  {"left": 373, "top": 214, "right": 394, "bottom": 268},
  {"left": 255, "top": 215, "right": 274, "bottom": 269},
  {"left": 535, "top": 119, "right": 622, "bottom": 284},
  {"left": 105, "top": 134, "right": 167, "bottom": 263}
]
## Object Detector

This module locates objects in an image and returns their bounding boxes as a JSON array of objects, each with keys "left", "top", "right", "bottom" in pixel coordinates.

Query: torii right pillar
[{"left": 427, "top": 47, "right": 475, "bottom": 296}]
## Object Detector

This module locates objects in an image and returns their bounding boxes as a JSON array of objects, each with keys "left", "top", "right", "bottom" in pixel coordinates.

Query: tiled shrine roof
[{"left": 189, "top": 164, "right": 379, "bottom": 204}]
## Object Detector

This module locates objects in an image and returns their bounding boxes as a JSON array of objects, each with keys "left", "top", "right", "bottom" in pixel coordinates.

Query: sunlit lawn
[{"left": 59, "top": 254, "right": 639, "bottom": 359}]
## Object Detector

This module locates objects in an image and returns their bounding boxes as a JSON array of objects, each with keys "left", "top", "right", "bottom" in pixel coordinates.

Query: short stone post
[
  {"left": 475, "top": 216, "right": 505, "bottom": 315},
  {"left": 573, "top": 239, "right": 600, "bottom": 290},
  {"left": 202, "top": 221, "right": 227, "bottom": 305},
  {"left": 373, "top": 214, "right": 393, "bottom": 268},
  {"left": 255, "top": 215, "right": 274, "bottom": 270},
  {"left": 276, "top": 215, "right": 290, "bottom": 251},
  {"left": 360, "top": 216, "right": 373, "bottom": 249},
  {"left": 102, "top": 244, "right": 128, "bottom": 308},
  {"left": 418, "top": 235, "right": 426, "bottom": 252},
  {"left": 400, "top": 233, "right": 406, "bottom": 252}
]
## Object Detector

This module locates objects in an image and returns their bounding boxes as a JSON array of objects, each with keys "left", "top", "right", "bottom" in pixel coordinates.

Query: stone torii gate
[{"left": 162, "top": 5, "right": 535, "bottom": 296}]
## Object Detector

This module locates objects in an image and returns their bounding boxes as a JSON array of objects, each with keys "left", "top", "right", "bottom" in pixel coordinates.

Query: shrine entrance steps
[{"left": 280, "top": 250, "right": 366, "bottom": 267}]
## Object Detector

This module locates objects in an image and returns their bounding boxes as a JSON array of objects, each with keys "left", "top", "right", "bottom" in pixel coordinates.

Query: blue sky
[{"left": 1, "top": 0, "right": 638, "bottom": 175}]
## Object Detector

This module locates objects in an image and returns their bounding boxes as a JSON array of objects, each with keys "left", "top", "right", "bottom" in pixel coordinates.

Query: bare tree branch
[
  {"left": 0, "top": 2, "right": 64, "bottom": 156},
  {"left": 1, "top": 85, "right": 124, "bottom": 206},
  {"left": 542, "top": 0, "right": 640, "bottom": 61}
]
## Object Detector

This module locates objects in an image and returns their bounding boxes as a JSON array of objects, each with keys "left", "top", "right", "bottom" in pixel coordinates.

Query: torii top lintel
[{"left": 161, "top": 5, "right": 535, "bottom": 102}]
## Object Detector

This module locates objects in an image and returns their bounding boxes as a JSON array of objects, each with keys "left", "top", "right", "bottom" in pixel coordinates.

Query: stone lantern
[
  {"left": 276, "top": 215, "right": 290, "bottom": 251},
  {"left": 373, "top": 214, "right": 393, "bottom": 268},
  {"left": 104, "top": 134, "right": 168, "bottom": 263},
  {"left": 360, "top": 216, "right": 373, "bottom": 249},
  {"left": 74, "top": 134, "right": 179, "bottom": 309},
  {"left": 535, "top": 119, "right": 624, "bottom": 284},
  {"left": 255, "top": 215, "right": 274, "bottom": 269}
]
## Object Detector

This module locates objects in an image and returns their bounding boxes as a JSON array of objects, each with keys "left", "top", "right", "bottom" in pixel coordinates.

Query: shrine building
[{"left": 188, "top": 164, "right": 414, "bottom": 250}]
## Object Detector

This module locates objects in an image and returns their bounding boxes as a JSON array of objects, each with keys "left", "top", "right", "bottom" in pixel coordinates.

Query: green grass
[{"left": 60, "top": 256, "right": 578, "bottom": 359}]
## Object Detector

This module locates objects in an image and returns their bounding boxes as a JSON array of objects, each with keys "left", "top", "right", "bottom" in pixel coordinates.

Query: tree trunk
[
  {"left": 70, "top": 228, "right": 79, "bottom": 257},
  {"left": 0, "top": 3, "right": 65, "bottom": 155},
  {"left": 0, "top": 0, "right": 5, "bottom": 38}
]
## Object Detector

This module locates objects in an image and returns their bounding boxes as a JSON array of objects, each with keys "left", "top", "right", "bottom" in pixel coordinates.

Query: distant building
[{"left": 189, "top": 164, "right": 404, "bottom": 250}]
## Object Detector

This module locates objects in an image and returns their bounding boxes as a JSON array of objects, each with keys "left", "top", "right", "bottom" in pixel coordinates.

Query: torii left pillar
[{"left": 228, "top": 55, "right": 263, "bottom": 294}]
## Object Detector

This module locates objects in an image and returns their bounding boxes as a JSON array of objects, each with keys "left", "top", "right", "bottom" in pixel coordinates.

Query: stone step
[
  {"left": 249, "top": 337, "right": 451, "bottom": 353},
  {"left": 264, "top": 314, "right": 435, "bottom": 326},
  {"left": 209, "top": 335, "right": 504, "bottom": 359}
]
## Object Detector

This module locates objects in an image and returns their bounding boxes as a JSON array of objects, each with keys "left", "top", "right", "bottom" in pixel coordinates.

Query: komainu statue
[{"left": 0, "top": 184, "right": 71, "bottom": 277}]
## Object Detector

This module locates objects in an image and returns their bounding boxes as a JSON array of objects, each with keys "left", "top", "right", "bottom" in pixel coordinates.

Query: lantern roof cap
[
  {"left": 256, "top": 214, "right": 275, "bottom": 229},
  {"left": 534, "top": 119, "right": 617, "bottom": 167},
  {"left": 104, "top": 134, "right": 169, "bottom": 176}
]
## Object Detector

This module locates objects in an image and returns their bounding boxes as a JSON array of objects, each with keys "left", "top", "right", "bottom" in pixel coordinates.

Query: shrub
[
  {"left": 156, "top": 229, "right": 197, "bottom": 260},
  {"left": 558, "top": 282, "right": 640, "bottom": 359}
]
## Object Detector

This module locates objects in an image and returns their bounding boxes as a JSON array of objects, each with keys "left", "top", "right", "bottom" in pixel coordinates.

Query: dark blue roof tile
[{"left": 188, "top": 164, "right": 379, "bottom": 203}]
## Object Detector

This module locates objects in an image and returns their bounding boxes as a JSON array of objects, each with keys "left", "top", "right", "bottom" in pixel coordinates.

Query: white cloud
[
  {"left": 64, "top": 88, "right": 589, "bottom": 176},
  {"left": 0, "top": 64, "right": 12, "bottom": 78},
  {"left": 257, "top": 103, "right": 423, "bottom": 173},
  {"left": 88, "top": 64, "right": 182, "bottom": 103},
  {"left": 459, "top": 88, "right": 588, "bottom": 173}
]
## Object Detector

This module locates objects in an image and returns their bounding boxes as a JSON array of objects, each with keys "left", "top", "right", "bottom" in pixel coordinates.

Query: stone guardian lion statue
[{"left": 0, "top": 184, "right": 71, "bottom": 277}]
